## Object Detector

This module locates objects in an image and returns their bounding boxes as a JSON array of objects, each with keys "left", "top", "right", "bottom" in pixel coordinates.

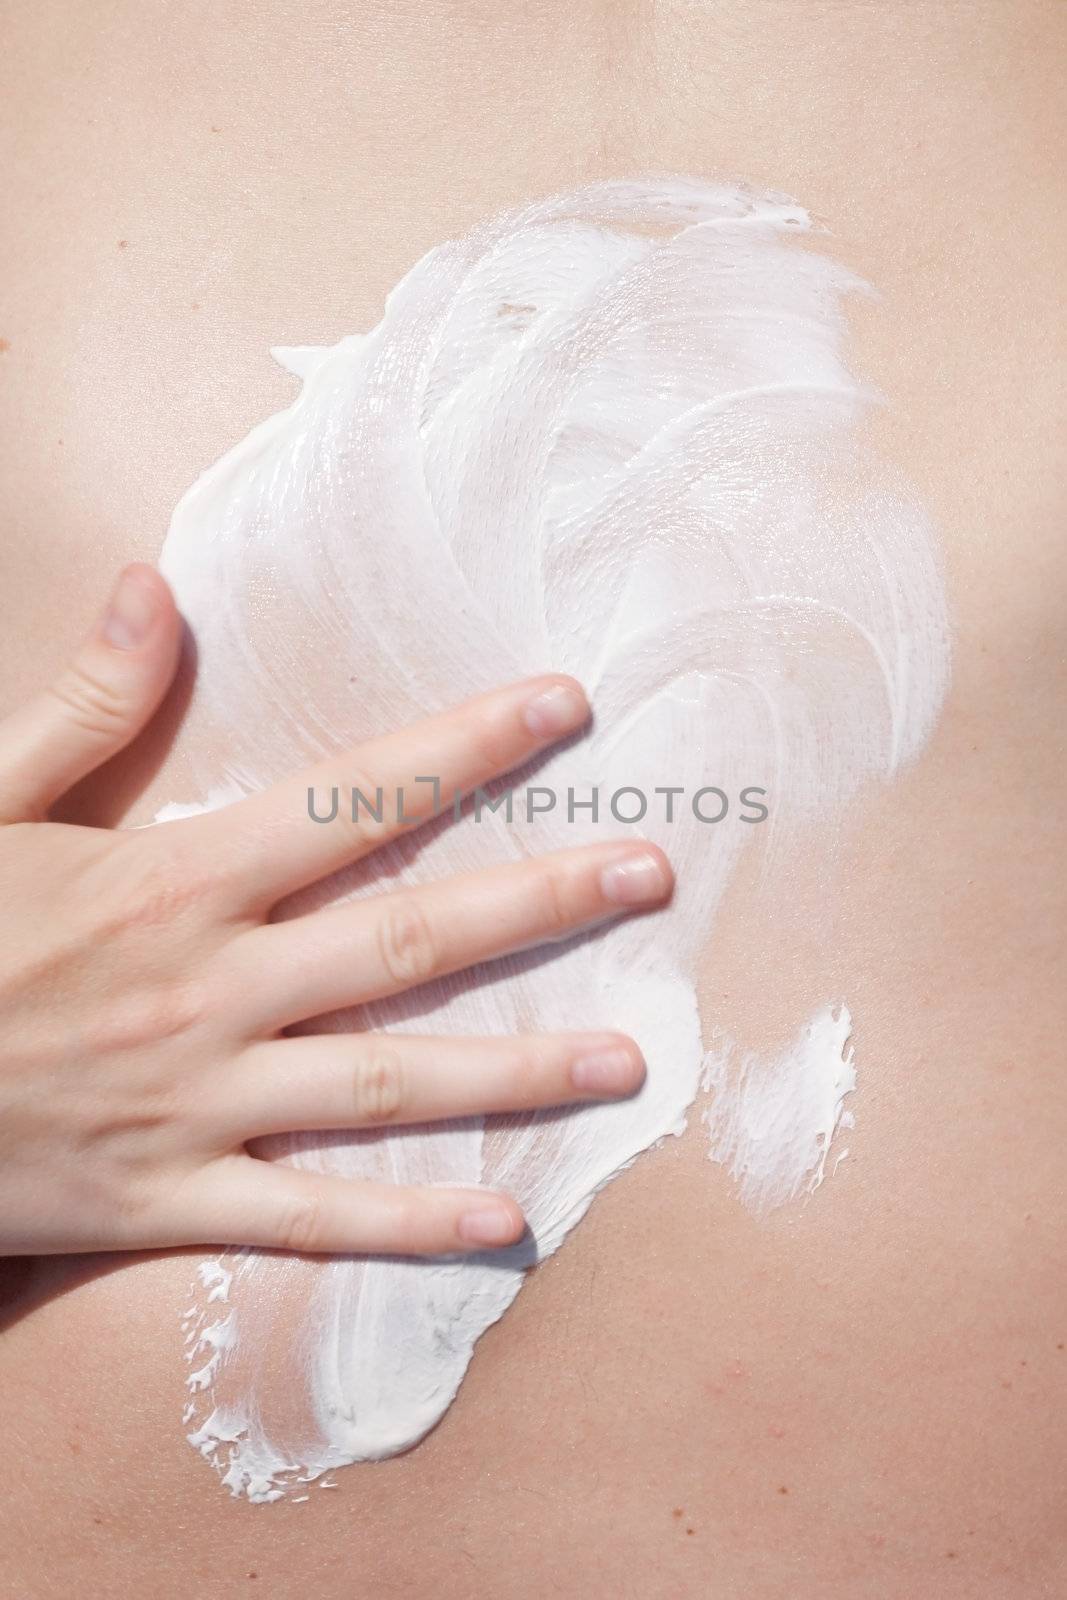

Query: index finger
[{"left": 188, "top": 675, "right": 589, "bottom": 911}]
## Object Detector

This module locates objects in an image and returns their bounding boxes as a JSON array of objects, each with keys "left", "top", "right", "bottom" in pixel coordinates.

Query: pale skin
[
  {"left": 0, "top": 2, "right": 1064, "bottom": 1596},
  {"left": 0, "top": 561, "right": 671, "bottom": 1258}
]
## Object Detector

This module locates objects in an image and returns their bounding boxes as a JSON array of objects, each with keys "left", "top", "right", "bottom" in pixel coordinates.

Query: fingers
[
  {"left": 0, "top": 564, "right": 182, "bottom": 823},
  {"left": 189, "top": 675, "right": 591, "bottom": 911},
  {"left": 173, "top": 1156, "right": 527, "bottom": 1255},
  {"left": 232, "top": 840, "right": 673, "bottom": 1033},
  {"left": 214, "top": 1030, "right": 646, "bottom": 1140}
]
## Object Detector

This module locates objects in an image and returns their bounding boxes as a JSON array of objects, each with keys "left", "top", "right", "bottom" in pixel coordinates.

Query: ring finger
[{"left": 214, "top": 1029, "right": 647, "bottom": 1143}]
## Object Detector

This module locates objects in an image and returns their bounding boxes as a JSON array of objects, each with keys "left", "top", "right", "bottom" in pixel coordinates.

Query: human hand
[{"left": 0, "top": 565, "right": 671, "bottom": 1257}]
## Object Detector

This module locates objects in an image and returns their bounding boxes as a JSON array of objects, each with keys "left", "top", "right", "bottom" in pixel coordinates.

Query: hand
[{"left": 0, "top": 564, "right": 672, "bottom": 1257}]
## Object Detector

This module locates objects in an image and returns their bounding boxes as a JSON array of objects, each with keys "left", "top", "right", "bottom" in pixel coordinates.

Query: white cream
[
  {"left": 158, "top": 178, "right": 949, "bottom": 1499},
  {"left": 702, "top": 1004, "right": 856, "bottom": 1213}
]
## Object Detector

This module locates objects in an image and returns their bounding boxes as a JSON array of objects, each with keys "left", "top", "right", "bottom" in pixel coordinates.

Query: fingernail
[
  {"left": 102, "top": 566, "right": 160, "bottom": 649},
  {"left": 523, "top": 681, "right": 589, "bottom": 739},
  {"left": 600, "top": 850, "right": 671, "bottom": 906},
  {"left": 457, "top": 1204, "right": 521, "bottom": 1247},
  {"left": 571, "top": 1046, "right": 645, "bottom": 1097}
]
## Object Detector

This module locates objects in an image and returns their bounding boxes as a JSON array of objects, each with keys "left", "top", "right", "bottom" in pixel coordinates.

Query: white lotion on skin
[
  {"left": 159, "top": 178, "right": 949, "bottom": 1498},
  {"left": 702, "top": 1004, "right": 857, "bottom": 1213}
]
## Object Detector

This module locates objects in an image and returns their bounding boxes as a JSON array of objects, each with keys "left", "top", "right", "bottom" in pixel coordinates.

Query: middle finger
[{"left": 231, "top": 841, "right": 672, "bottom": 1034}]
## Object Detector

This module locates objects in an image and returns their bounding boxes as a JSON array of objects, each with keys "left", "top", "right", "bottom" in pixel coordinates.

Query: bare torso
[{"left": 1, "top": 3, "right": 1065, "bottom": 1596}]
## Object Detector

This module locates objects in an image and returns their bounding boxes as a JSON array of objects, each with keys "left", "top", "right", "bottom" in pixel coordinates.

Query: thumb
[{"left": 0, "top": 564, "right": 183, "bottom": 823}]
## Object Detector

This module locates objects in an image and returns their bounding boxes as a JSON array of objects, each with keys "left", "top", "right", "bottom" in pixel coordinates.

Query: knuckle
[
  {"left": 275, "top": 1187, "right": 330, "bottom": 1254},
  {"left": 535, "top": 863, "right": 575, "bottom": 939},
  {"left": 340, "top": 762, "right": 388, "bottom": 833},
  {"left": 494, "top": 1047, "right": 536, "bottom": 1107},
  {"left": 467, "top": 709, "right": 518, "bottom": 777},
  {"left": 149, "top": 977, "right": 213, "bottom": 1040},
  {"left": 512, "top": 1043, "right": 550, "bottom": 1098},
  {"left": 307, "top": 761, "right": 387, "bottom": 842},
  {"left": 47, "top": 664, "right": 131, "bottom": 737},
  {"left": 353, "top": 1042, "right": 406, "bottom": 1124},
  {"left": 87, "top": 977, "right": 212, "bottom": 1053},
  {"left": 116, "top": 849, "right": 224, "bottom": 930},
  {"left": 376, "top": 898, "right": 440, "bottom": 988},
  {"left": 388, "top": 1189, "right": 429, "bottom": 1250},
  {"left": 83, "top": 1161, "right": 163, "bottom": 1247}
]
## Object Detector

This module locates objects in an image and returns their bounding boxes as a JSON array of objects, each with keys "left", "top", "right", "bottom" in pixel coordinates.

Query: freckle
[
  {"left": 671, "top": 1508, "right": 683, "bottom": 1519},
  {"left": 92, "top": 1516, "right": 103, "bottom": 1527},
  {"left": 946, "top": 1551, "right": 957, "bottom": 1560},
  {"left": 685, "top": 1527, "right": 694, "bottom": 1536},
  {"left": 118, "top": 239, "right": 128, "bottom": 249},
  {"left": 1057, "top": 1343, "right": 1064, "bottom": 1351},
  {"left": 1020, "top": 1359, "right": 1027, "bottom": 1368},
  {"left": 777, "top": 1486, "right": 788, "bottom": 1495}
]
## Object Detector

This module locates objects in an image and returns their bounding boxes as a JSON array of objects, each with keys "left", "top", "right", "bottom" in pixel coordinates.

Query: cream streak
[
  {"left": 158, "top": 178, "right": 950, "bottom": 1499},
  {"left": 702, "top": 1004, "right": 857, "bottom": 1214}
]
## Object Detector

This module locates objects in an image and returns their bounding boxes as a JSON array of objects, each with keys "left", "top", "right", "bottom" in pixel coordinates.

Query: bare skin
[{"left": 0, "top": 2, "right": 1064, "bottom": 1597}]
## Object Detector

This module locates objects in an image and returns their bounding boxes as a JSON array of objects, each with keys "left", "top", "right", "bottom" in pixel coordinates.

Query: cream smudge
[{"left": 157, "top": 177, "right": 949, "bottom": 1498}]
